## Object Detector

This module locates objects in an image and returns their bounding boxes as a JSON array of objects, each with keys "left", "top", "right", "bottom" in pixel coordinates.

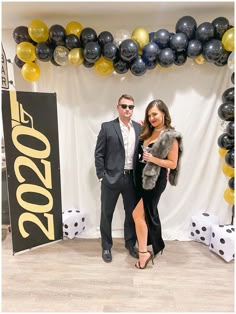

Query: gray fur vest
[{"left": 142, "top": 129, "right": 183, "bottom": 190}]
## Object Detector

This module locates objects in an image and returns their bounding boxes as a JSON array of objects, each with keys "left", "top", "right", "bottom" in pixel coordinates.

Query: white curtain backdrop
[{"left": 2, "top": 10, "right": 234, "bottom": 241}]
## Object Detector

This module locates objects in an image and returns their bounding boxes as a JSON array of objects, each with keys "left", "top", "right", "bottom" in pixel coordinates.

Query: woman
[{"left": 132, "top": 99, "right": 183, "bottom": 269}]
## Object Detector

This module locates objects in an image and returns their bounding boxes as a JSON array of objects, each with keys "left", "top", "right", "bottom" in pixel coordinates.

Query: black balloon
[
  {"left": 187, "top": 40, "right": 202, "bottom": 58},
  {"left": 202, "top": 39, "right": 224, "bottom": 62},
  {"left": 214, "top": 50, "right": 231, "bottom": 66},
  {"left": 217, "top": 133, "right": 234, "bottom": 150},
  {"left": 142, "top": 42, "right": 160, "bottom": 69},
  {"left": 113, "top": 57, "right": 129, "bottom": 74},
  {"left": 13, "top": 26, "right": 32, "bottom": 44},
  {"left": 212, "top": 17, "right": 230, "bottom": 39},
  {"left": 83, "top": 59, "right": 94, "bottom": 68},
  {"left": 144, "top": 59, "right": 158, "bottom": 69},
  {"left": 169, "top": 33, "right": 188, "bottom": 52},
  {"left": 158, "top": 48, "right": 175, "bottom": 67},
  {"left": 130, "top": 56, "right": 147, "bottom": 76},
  {"left": 226, "top": 121, "right": 235, "bottom": 137},
  {"left": 120, "top": 39, "right": 138, "bottom": 62},
  {"left": 222, "top": 87, "right": 234, "bottom": 103},
  {"left": 65, "top": 34, "right": 81, "bottom": 50},
  {"left": 195, "top": 22, "right": 214, "bottom": 42},
  {"left": 175, "top": 16, "right": 197, "bottom": 39},
  {"left": 228, "top": 177, "right": 234, "bottom": 190},
  {"left": 35, "top": 42, "right": 53, "bottom": 62},
  {"left": 142, "top": 42, "right": 160, "bottom": 63},
  {"left": 80, "top": 27, "right": 97, "bottom": 47},
  {"left": 98, "top": 31, "right": 113, "bottom": 47},
  {"left": 49, "top": 24, "right": 66, "bottom": 44},
  {"left": 14, "top": 54, "right": 25, "bottom": 68},
  {"left": 83, "top": 42, "right": 101, "bottom": 63},
  {"left": 231, "top": 72, "right": 234, "bottom": 85},
  {"left": 153, "top": 29, "right": 170, "bottom": 49},
  {"left": 225, "top": 149, "right": 234, "bottom": 168},
  {"left": 103, "top": 42, "right": 118, "bottom": 61},
  {"left": 149, "top": 32, "right": 156, "bottom": 42},
  {"left": 174, "top": 51, "right": 187, "bottom": 66},
  {"left": 218, "top": 102, "right": 234, "bottom": 121}
]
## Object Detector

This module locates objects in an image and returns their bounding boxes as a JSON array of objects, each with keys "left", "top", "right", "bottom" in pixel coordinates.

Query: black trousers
[{"left": 100, "top": 173, "right": 138, "bottom": 250}]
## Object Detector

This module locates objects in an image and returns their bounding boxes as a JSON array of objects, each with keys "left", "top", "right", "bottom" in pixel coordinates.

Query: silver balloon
[
  {"left": 113, "top": 29, "right": 131, "bottom": 47},
  {"left": 227, "top": 52, "right": 234, "bottom": 72},
  {"left": 53, "top": 46, "right": 69, "bottom": 66},
  {"left": 219, "top": 120, "right": 229, "bottom": 132}
]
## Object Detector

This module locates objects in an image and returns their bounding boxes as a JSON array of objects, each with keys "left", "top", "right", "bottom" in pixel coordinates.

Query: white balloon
[
  {"left": 113, "top": 29, "right": 131, "bottom": 47},
  {"left": 227, "top": 52, "right": 234, "bottom": 72}
]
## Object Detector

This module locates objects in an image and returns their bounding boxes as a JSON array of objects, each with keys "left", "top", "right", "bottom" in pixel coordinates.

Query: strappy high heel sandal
[{"left": 135, "top": 251, "right": 154, "bottom": 269}]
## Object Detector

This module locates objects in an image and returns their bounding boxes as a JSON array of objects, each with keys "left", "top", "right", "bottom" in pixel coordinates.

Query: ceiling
[{"left": 2, "top": 1, "right": 234, "bottom": 31}]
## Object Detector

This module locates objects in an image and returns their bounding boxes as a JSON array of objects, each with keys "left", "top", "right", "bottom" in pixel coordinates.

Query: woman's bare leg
[{"left": 132, "top": 199, "right": 150, "bottom": 267}]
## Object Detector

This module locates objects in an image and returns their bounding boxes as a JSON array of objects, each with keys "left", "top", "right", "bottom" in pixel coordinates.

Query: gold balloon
[
  {"left": 222, "top": 28, "right": 234, "bottom": 52},
  {"left": 28, "top": 20, "right": 49, "bottom": 43},
  {"left": 131, "top": 27, "right": 149, "bottom": 50},
  {"left": 65, "top": 21, "right": 83, "bottom": 37},
  {"left": 95, "top": 56, "right": 113, "bottom": 76},
  {"left": 224, "top": 187, "right": 234, "bottom": 205},
  {"left": 21, "top": 63, "right": 40, "bottom": 82},
  {"left": 16, "top": 42, "right": 36, "bottom": 63},
  {"left": 68, "top": 48, "right": 84, "bottom": 65},
  {"left": 194, "top": 54, "right": 206, "bottom": 65},
  {"left": 222, "top": 162, "right": 234, "bottom": 177},
  {"left": 218, "top": 147, "right": 228, "bottom": 158}
]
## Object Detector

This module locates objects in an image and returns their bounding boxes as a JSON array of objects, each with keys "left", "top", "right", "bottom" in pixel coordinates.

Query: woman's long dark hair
[{"left": 140, "top": 99, "right": 174, "bottom": 141}]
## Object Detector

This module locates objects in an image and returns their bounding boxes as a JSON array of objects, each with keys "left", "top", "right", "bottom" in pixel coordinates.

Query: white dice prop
[
  {"left": 209, "top": 224, "right": 235, "bottom": 262},
  {"left": 62, "top": 208, "right": 86, "bottom": 239},
  {"left": 190, "top": 212, "right": 220, "bottom": 245}
]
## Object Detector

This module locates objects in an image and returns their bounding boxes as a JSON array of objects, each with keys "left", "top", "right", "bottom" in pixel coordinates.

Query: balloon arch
[{"left": 12, "top": 15, "right": 235, "bottom": 213}]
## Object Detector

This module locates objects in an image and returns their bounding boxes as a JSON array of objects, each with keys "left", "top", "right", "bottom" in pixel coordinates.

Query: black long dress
[{"left": 134, "top": 140, "right": 167, "bottom": 256}]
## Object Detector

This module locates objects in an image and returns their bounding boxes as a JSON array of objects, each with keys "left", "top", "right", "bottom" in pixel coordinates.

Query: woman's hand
[{"left": 143, "top": 151, "right": 153, "bottom": 162}]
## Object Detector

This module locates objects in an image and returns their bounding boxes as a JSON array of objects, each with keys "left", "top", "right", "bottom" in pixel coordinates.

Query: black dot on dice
[
  {"left": 220, "top": 238, "right": 225, "bottom": 244},
  {"left": 83, "top": 226, "right": 85, "bottom": 230},
  {"left": 76, "top": 210, "right": 80, "bottom": 213},
  {"left": 191, "top": 232, "right": 194, "bottom": 236},
  {"left": 75, "top": 231, "right": 78, "bottom": 235},
  {"left": 200, "top": 237, "right": 205, "bottom": 241},
  {"left": 192, "top": 222, "right": 196, "bottom": 227},
  {"left": 196, "top": 230, "right": 200, "bottom": 234},
  {"left": 212, "top": 232, "right": 215, "bottom": 237},
  {"left": 219, "top": 250, "right": 224, "bottom": 255},
  {"left": 231, "top": 227, "right": 235, "bottom": 232},
  {"left": 65, "top": 232, "right": 68, "bottom": 235},
  {"left": 68, "top": 210, "right": 72, "bottom": 213},
  {"left": 202, "top": 227, "right": 207, "bottom": 231},
  {"left": 64, "top": 224, "right": 68, "bottom": 229},
  {"left": 82, "top": 217, "right": 85, "bottom": 222},
  {"left": 202, "top": 213, "right": 209, "bottom": 216},
  {"left": 226, "top": 229, "right": 232, "bottom": 233},
  {"left": 211, "top": 244, "right": 214, "bottom": 248},
  {"left": 74, "top": 222, "right": 78, "bottom": 227},
  {"left": 219, "top": 225, "right": 224, "bottom": 227}
]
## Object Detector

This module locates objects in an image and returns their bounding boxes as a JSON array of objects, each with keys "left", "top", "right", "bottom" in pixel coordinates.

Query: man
[{"left": 95, "top": 94, "right": 142, "bottom": 263}]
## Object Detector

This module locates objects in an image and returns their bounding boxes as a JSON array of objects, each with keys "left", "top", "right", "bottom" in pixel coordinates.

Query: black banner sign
[{"left": 2, "top": 91, "right": 63, "bottom": 253}]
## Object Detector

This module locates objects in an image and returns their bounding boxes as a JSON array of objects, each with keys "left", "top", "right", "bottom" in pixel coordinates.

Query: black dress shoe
[
  {"left": 102, "top": 249, "right": 112, "bottom": 263},
  {"left": 126, "top": 246, "right": 139, "bottom": 259}
]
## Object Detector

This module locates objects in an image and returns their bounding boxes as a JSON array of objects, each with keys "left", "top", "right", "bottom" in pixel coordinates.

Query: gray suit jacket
[{"left": 95, "top": 118, "right": 142, "bottom": 185}]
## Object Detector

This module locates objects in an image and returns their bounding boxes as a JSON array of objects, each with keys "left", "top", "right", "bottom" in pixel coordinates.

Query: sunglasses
[{"left": 119, "top": 104, "right": 135, "bottom": 110}]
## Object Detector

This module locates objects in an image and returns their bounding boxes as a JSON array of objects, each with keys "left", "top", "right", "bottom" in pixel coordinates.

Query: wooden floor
[{"left": 2, "top": 229, "right": 234, "bottom": 312}]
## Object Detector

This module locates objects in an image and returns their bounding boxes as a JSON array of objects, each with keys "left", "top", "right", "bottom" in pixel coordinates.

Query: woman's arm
[{"left": 143, "top": 139, "right": 179, "bottom": 169}]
